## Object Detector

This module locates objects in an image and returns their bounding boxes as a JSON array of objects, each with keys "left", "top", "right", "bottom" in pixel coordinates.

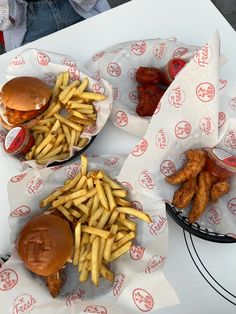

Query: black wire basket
[{"left": 166, "top": 203, "right": 236, "bottom": 243}]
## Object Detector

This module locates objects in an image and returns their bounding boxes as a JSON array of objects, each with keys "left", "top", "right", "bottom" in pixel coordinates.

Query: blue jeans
[{"left": 23, "top": 0, "right": 84, "bottom": 44}]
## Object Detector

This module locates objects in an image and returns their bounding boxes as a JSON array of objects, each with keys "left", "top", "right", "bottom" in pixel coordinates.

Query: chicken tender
[
  {"left": 188, "top": 171, "right": 217, "bottom": 224},
  {"left": 172, "top": 177, "right": 198, "bottom": 209},
  {"left": 44, "top": 271, "right": 63, "bottom": 298},
  {"left": 211, "top": 181, "right": 230, "bottom": 202},
  {"left": 166, "top": 149, "right": 207, "bottom": 185},
  {"left": 136, "top": 67, "right": 163, "bottom": 84}
]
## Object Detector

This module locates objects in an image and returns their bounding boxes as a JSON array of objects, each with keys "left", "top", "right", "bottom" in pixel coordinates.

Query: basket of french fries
[
  {"left": 1, "top": 154, "right": 179, "bottom": 313},
  {"left": 0, "top": 48, "right": 112, "bottom": 167}
]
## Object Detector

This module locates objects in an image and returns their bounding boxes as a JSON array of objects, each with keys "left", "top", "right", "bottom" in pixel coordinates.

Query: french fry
[
  {"left": 96, "top": 180, "right": 109, "bottom": 209},
  {"left": 104, "top": 183, "right": 116, "bottom": 211},
  {"left": 59, "top": 80, "right": 80, "bottom": 103},
  {"left": 44, "top": 103, "right": 62, "bottom": 119},
  {"left": 89, "top": 206, "right": 104, "bottom": 227},
  {"left": 81, "top": 154, "right": 88, "bottom": 176},
  {"left": 78, "top": 91, "right": 106, "bottom": 101},
  {"left": 62, "top": 71, "right": 70, "bottom": 87},
  {"left": 61, "top": 124, "right": 71, "bottom": 145},
  {"left": 56, "top": 205, "right": 74, "bottom": 222},
  {"left": 31, "top": 125, "right": 50, "bottom": 133},
  {"left": 52, "top": 189, "right": 87, "bottom": 207},
  {"left": 77, "top": 137, "right": 89, "bottom": 148},
  {"left": 73, "top": 222, "right": 81, "bottom": 265},
  {"left": 36, "top": 153, "right": 70, "bottom": 165},
  {"left": 77, "top": 77, "right": 89, "bottom": 95},
  {"left": 98, "top": 237, "right": 106, "bottom": 270},
  {"left": 112, "top": 189, "right": 128, "bottom": 198},
  {"left": 112, "top": 231, "right": 135, "bottom": 252},
  {"left": 115, "top": 231, "right": 126, "bottom": 241},
  {"left": 103, "top": 224, "right": 118, "bottom": 261},
  {"left": 110, "top": 241, "right": 132, "bottom": 262},
  {"left": 36, "top": 143, "right": 53, "bottom": 160},
  {"left": 117, "top": 217, "right": 136, "bottom": 231},
  {"left": 42, "top": 145, "right": 63, "bottom": 160},
  {"left": 69, "top": 208, "right": 81, "bottom": 219},
  {"left": 34, "top": 134, "right": 55, "bottom": 157},
  {"left": 100, "top": 264, "right": 114, "bottom": 282},
  {"left": 116, "top": 207, "right": 152, "bottom": 223},
  {"left": 81, "top": 226, "right": 110, "bottom": 239},
  {"left": 73, "top": 188, "right": 96, "bottom": 206},
  {"left": 91, "top": 237, "right": 99, "bottom": 286},
  {"left": 54, "top": 113, "right": 83, "bottom": 132}
]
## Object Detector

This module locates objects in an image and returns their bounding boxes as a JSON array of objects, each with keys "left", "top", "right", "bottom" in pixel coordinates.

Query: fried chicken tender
[
  {"left": 172, "top": 177, "right": 198, "bottom": 209},
  {"left": 136, "top": 85, "right": 165, "bottom": 116},
  {"left": 44, "top": 271, "right": 63, "bottom": 298},
  {"left": 188, "top": 171, "right": 217, "bottom": 224},
  {"left": 166, "top": 149, "right": 207, "bottom": 185},
  {"left": 211, "top": 181, "right": 230, "bottom": 202}
]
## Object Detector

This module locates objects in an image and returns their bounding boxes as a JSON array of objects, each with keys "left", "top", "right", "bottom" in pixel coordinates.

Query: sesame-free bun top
[
  {"left": 17, "top": 214, "right": 73, "bottom": 276},
  {"left": 1, "top": 76, "right": 51, "bottom": 111}
]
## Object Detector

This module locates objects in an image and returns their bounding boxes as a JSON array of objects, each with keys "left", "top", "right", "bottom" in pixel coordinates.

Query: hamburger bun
[
  {"left": 17, "top": 214, "right": 73, "bottom": 276},
  {"left": 1, "top": 76, "right": 51, "bottom": 111}
]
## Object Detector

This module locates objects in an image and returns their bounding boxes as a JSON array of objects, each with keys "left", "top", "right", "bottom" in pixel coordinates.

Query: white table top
[{"left": 1, "top": 0, "right": 236, "bottom": 312}]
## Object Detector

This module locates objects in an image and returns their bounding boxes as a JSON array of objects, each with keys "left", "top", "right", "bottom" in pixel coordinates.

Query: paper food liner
[
  {"left": 86, "top": 37, "right": 199, "bottom": 137},
  {"left": 3, "top": 48, "right": 113, "bottom": 167},
  {"left": 116, "top": 32, "right": 236, "bottom": 236},
  {"left": 0, "top": 155, "right": 179, "bottom": 313}
]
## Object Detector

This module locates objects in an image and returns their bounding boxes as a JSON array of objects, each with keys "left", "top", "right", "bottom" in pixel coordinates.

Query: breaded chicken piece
[
  {"left": 188, "top": 171, "right": 217, "bottom": 224},
  {"left": 166, "top": 149, "right": 207, "bottom": 185},
  {"left": 211, "top": 181, "right": 230, "bottom": 202},
  {"left": 44, "top": 271, "right": 63, "bottom": 298},
  {"left": 172, "top": 177, "right": 198, "bottom": 209}
]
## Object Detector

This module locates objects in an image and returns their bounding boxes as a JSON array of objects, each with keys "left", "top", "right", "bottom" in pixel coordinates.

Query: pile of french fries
[
  {"left": 40, "top": 155, "right": 152, "bottom": 286},
  {"left": 26, "top": 72, "right": 106, "bottom": 165}
]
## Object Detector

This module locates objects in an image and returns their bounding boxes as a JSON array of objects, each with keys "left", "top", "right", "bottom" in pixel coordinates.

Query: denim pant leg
[{"left": 23, "top": 0, "right": 84, "bottom": 45}]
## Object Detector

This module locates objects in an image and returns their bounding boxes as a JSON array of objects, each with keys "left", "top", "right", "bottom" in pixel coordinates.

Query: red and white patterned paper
[
  {"left": 86, "top": 38, "right": 199, "bottom": 137},
  {"left": 4, "top": 48, "right": 113, "bottom": 167}
]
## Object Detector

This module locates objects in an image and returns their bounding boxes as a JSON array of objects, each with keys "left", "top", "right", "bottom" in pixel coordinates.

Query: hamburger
[
  {"left": 17, "top": 214, "right": 73, "bottom": 297},
  {"left": 0, "top": 76, "right": 51, "bottom": 129}
]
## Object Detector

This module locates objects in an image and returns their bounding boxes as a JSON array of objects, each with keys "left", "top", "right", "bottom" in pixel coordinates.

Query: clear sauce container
[{"left": 205, "top": 147, "right": 236, "bottom": 180}]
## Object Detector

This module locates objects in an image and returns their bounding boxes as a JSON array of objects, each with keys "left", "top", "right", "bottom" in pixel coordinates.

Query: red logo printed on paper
[
  {"left": 66, "top": 163, "right": 80, "bottom": 179},
  {"left": 92, "top": 83, "right": 105, "bottom": 94},
  {"left": 175, "top": 121, "right": 192, "bottom": 139},
  {"left": 196, "top": 82, "right": 215, "bottom": 102},
  {"left": 113, "top": 273, "right": 125, "bottom": 296},
  {"left": 115, "top": 111, "right": 128, "bottom": 127},
  {"left": 131, "top": 139, "right": 148, "bottom": 157},
  {"left": 130, "top": 245, "right": 145, "bottom": 260},
  {"left": 10, "top": 206, "right": 31, "bottom": 217},
  {"left": 228, "top": 97, "right": 236, "bottom": 110},
  {"left": 132, "top": 288, "right": 154, "bottom": 312},
  {"left": 129, "top": 91, "right": 139, "bottom": 104},
  {"left": 173, "top": 47, "right": 188, "bottom": 58},
  {"left": 155, "top": 129, "right": 168, "bottom": 149},
  {"left": 218, "top": 112, "right": 226, "bottom": 128},
  {"left": 224, "top": 131, "right": 236, "bottom": 149},
  {"left": 207, "top": 207, "right": 222, "bottom": 225},
  {"left": 199, "top": 117, "right": 215, "bottom": 135},
  {"left": 37, "top": 52, "right": 50, "bottom": 66},
  {"left": 228, "top": 198, "right": 236, "bottom": 215},
  {"left": 168, "top": 86, "right": 185, "bottom": 108},
  {"left": 160, "top": 160, "right": 176, "bottom": 176},
  {"left": 84, "top": 305, "right": 107, "bottom": 314},
  {"left": 12, "top": 293, "right": 37, "bottom": 314},
  {"left": 27, "top": 176, "right": 45, "bottom": 195},
  {"left": 92, "top": 51, "right": 105, "bottom": 61},
  {"left": 68, "top": 66, "right": 80, "bottom": 80},
  {"left": 93, "top": 102, "right": 100, "bottom": 114},
  {"left": 112, "top": 87, "right": 121, "bottom": 101},
  {"left": 0, "top": 269, "right": 18, "bottom": 291},
  {"left": 129, "top": 201, "right": 143, "bottom": 220},
  {"left": 66, "top": 289, "right": 85, "bottom": 306},
  {"left": 107, "top": 62, "right": 121, "bottom": 77},
  {"left": 138, "top": 170, "right": 155, "bottom": 189},
  {"left": 145, "top": 255, "right": 166, "bottom": 273},
  {"left": 193, "top": 44, "right": 213, "bottom": 67},
  {"left": 84, "top": 124, "right": 98, "bottom": 135},
  {"left": 153, "top": 41, "right": 167, "bottom": 60},
  {"left": 149, "top": 215, "right": 167, "bottom": 236},
  {"left": 10, "top": 55, "right": 25, "bottom": 68},
  {"left": 112, "top": 48, "right": 123, "bottom": 54},
  {"left": 154, "top": 101, "right": 161, "bottom": 115},
  {"left": 94, "top": 69, "right": 101, "bottom": 81},
  {"left": 121, "top": 181, "right": 133, "bottom": 190},
  {"left": 42, "top": 72, "right": 56, "bottom": 87},
  {"left": 0, "top": 130, "right": 6, "bottom": 143},
  {"left": 219, "top": 79, "right": 227, "bottom": 90},
  {"left": 131, "top": 41, "right": 146, "bottom": 55},
  {"left": 104, "top": 156, "right": 119, "bottom": 167},
  {"left": 127, "top": 68, "right": 137, "bottom": 80},
  {"left": 61, "top": 57, "right": 76, "bottom": 67},
  {"left": 11, "top": 173, "right": 27, "bottom": 183}
]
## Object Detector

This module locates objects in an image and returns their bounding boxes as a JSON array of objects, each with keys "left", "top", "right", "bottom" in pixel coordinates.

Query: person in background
[{"left": 0, "top": 0, "right": 111, "bottom": 52}]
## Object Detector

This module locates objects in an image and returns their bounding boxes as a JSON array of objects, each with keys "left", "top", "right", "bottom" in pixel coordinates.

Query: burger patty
[{"left": 6, "top": 103, "right": 48, "bottom": 125}]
